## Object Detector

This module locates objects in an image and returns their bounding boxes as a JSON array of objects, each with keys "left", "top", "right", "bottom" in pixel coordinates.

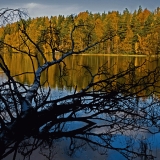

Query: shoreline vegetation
[{"left": 0, "top": 6, "right": 160, "bottom": 56}]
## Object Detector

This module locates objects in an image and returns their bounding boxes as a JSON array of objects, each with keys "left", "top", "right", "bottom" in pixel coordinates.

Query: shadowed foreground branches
[{"left": 0, "top": 9, "right": 160, "bottom": 160}]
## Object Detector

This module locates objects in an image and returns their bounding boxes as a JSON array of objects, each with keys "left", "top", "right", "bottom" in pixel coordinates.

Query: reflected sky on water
[{"left": 2, "top": 54, "right": 160, "bottom": 159}]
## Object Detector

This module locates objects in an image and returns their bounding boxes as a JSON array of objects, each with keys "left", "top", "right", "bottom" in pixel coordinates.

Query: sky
[{"left": 0, "top": 0, "right": 160, "bottom": 18}]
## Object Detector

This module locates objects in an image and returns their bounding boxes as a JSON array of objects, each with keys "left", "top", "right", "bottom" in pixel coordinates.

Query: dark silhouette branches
[{"left": 0, "top": 8, "right": 160, "bottom": 160}]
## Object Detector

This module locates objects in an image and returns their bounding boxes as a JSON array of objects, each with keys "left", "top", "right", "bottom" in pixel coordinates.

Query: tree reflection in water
[{"left": 1, "top": 8, "right": 160, "bottom": 160}]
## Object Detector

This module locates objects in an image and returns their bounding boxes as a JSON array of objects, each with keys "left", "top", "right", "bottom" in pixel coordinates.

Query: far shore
[
  {"left": 6, "top": 52, "right": 160, "bottom": 58},
  {"left": 72, "top": 53, "right": 159, "bottom": 57}
]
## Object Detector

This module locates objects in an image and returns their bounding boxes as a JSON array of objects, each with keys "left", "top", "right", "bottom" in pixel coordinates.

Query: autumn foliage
[{"left": 1, "top": 7, "right": 160, "bottom": 55}]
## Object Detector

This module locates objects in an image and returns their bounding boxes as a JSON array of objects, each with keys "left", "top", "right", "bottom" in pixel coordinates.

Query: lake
[
  {"left": 1, "top": 53, "right": 160, "bottom": 90},
  {"left": 1, "top": 53, "right": 160, "bottom": 160}
]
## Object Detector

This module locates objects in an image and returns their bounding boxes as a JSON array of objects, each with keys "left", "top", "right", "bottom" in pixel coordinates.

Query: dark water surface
[{"left": 2, "top": 54, "right": 160, "bottom": 159}]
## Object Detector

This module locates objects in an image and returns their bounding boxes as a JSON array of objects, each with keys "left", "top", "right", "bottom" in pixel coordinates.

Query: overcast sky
[{"left": 1, "top": 0, "right": 160, "bottom": 18}]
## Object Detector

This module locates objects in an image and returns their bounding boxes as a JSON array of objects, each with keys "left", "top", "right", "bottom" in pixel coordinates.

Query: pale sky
[{"left": 0, "top": 0, "right": 160, "bottom": 18}]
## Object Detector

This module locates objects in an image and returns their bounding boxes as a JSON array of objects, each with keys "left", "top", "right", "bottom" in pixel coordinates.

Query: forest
[
  {"left": 1, "top": 6, "right": 160, "bottom": 55},
  {"left": 1, "top": 8, "right": 160, "bottom": 160}
]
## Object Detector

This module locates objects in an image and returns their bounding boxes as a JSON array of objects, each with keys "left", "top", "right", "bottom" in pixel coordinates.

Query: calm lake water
[
  {"left": 1, "top": 53, "right": 160, "bottom": 90},
  {"left": 2, "top": 53, "right": 160, "bottom": 160}
]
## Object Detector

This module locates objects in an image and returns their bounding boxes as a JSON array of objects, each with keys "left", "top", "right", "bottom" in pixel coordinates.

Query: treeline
[{"left": 1, "top": 6, "right": 160, "bottom": 55}]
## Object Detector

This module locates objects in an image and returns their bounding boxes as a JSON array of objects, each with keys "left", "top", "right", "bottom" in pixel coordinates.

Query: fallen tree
[{"left": 0, "top": 8, "right": 160, "bottom": 160}]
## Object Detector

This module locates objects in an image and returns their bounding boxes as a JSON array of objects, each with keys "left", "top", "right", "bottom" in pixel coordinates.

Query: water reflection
[
  {"left": 1, "top": 53, "right": 160, "bottom": 159},
  {"left": 1, "top": 53, "right": 160, "bottom": 90}
]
